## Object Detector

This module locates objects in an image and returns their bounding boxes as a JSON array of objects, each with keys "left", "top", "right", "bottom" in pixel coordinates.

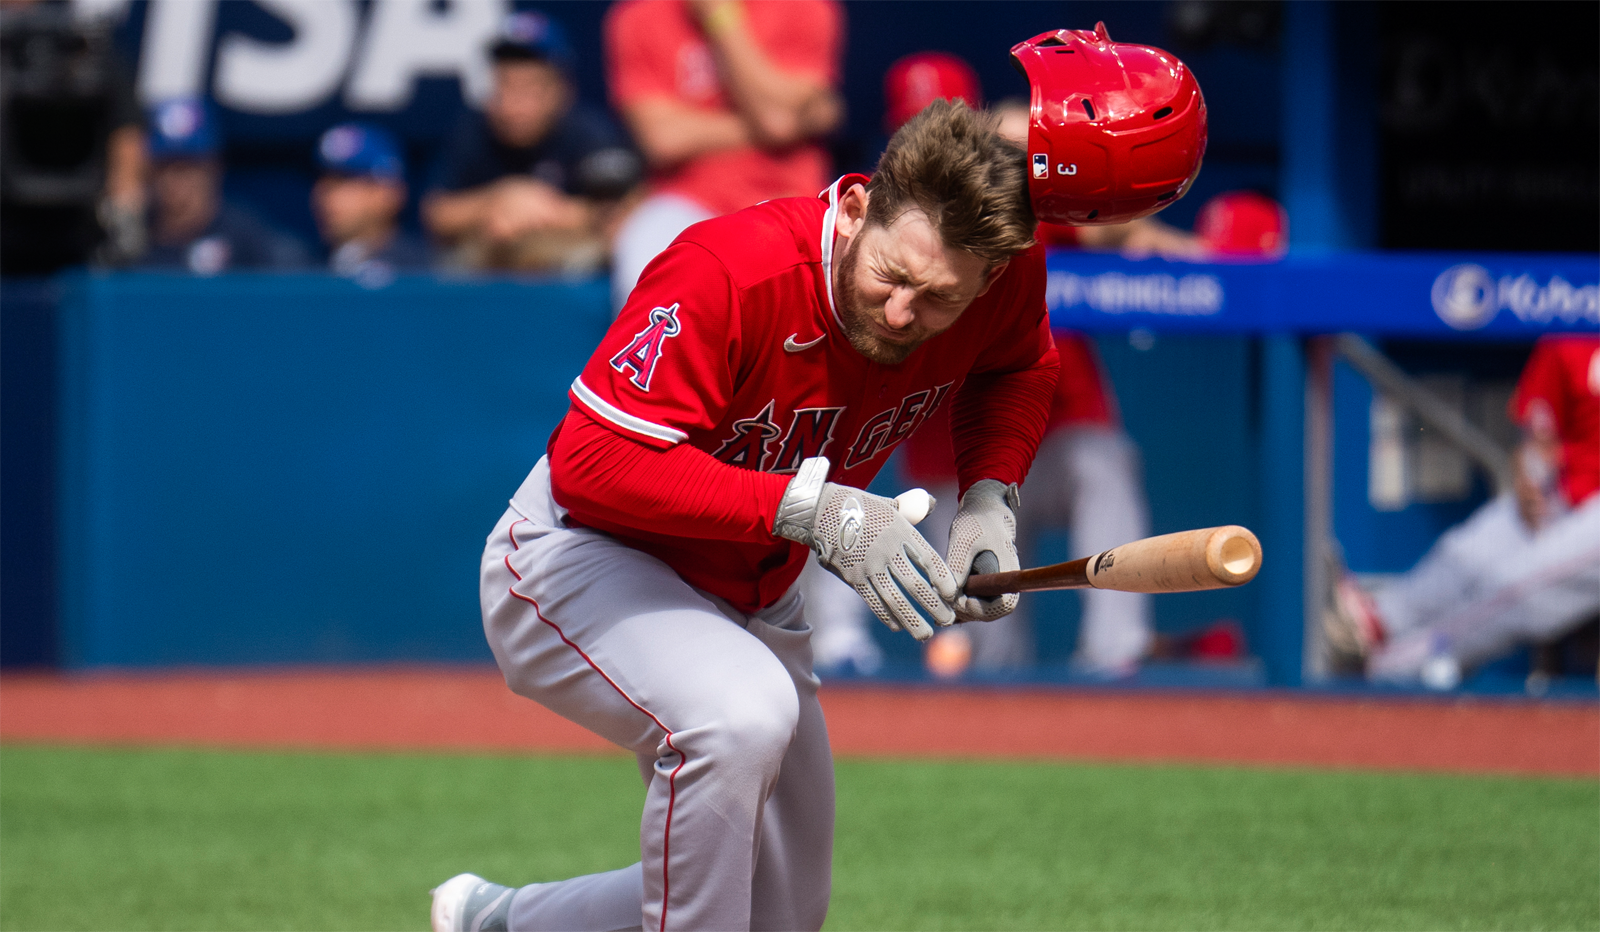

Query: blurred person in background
[
  {"left": 911, "top": 73, "right": 1285, "bottom": 677},
  {"left": 0, "top": 0, "right": 146, "bottom": 274},
  {"left": 140, "top": 98, "right": 307, "bottom": 274},
  {"left": 423, "top": 11, "right": 640, "bottom": 274},
  {"left": 604, "top": 0, "right": 844, "bottom": 310},
  {"left": 313, "top": 122, "right": 429, "bottom": 282},
  {"left": 1327, "top": 335, "right": 1600, "bottom": 690}
]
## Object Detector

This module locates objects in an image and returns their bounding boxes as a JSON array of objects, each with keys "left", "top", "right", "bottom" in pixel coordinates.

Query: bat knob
[{"left": 893, "top": 488, "right": 935, "bottom": 525}]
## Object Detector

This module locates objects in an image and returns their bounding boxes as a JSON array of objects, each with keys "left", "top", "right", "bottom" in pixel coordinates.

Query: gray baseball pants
[{"left": 479, "top": 457, "right": 834, "bottom": 932}]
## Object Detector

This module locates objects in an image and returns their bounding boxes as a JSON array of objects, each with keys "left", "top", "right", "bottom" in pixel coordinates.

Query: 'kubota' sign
[
  {"left": 1430, "top": 262, "right": 1600, "bottom": 331},
  {"left": 74, "top": 0, "right": 508, "bottom": 113}
]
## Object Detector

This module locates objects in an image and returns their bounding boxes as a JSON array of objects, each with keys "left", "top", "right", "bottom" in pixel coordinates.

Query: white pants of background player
[
  {"left": 480, "top": 457, "right": 832, "bottom": 931},
  {"left": 611, "top": 193, "right": 716, "bottom": 312},
  {"left": 1367, "top": 492, "right": 1600, "bottom": 683},
  {"left": 928, "top": 426, "right": 1153, "bottom": 672}
]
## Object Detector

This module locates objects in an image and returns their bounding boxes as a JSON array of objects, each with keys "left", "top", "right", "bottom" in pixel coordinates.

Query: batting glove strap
[
  {"left": 948, "top": 479, "right": 1022, "bottom": 622},
  {"left": 773, "top": 456, "right": 831, "bottom": 549}
]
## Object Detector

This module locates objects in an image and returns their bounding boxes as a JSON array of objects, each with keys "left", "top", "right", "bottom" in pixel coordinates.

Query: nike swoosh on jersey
[{"left": 784, "top": 333, "right": 826, "bottom": 352}]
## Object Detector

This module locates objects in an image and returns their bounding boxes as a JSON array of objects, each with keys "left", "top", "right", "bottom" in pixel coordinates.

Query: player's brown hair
[{"left": 867, "top": 99, "right": 1035, "bottom": 264}]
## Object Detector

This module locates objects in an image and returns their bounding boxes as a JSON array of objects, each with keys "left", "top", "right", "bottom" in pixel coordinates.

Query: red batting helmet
[
  {"left": 884, "top": 52, "right": 983, "bottom": 133},
  {"left": 1010, "top": 23, "right": 1207, "bottom": 226}
]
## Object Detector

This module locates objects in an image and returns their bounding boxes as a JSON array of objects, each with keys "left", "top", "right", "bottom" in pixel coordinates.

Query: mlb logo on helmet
[{"left": 1032, "top": 153, "right": 1048, "bottom": 179}]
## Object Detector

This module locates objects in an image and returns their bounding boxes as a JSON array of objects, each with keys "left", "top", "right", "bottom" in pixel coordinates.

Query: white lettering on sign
[
  {"left": 137, "top": 0, "right": 217, "bottom": 103},
  {"left": 215, "top": 0, "right": 358, "bottom": 114},
  {"left": 126, "top": 0, "right": 505, "bottom": 113},
  {"left": 1431, "top": 263, "right": 1600, "bottom": 330},
  {"left": 1047, "top": 270, "right": 1224, "bottom": 316},
  {"left": 70, "top": 0, "right": 133, "bottom": 24},
  {"left": 1499, "top": 274, "right": 1600, "bottom": 325},
  {"left": 345, "top": 0, "right": 505, "bottom": 110}
]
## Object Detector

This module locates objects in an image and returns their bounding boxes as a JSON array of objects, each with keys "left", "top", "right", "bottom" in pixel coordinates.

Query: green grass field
[{"left": 2, "top": 745, "right": 1595, "bottom": 931}]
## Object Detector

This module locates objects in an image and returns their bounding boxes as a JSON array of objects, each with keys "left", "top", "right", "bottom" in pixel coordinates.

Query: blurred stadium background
[
  {"left": 4, "top": 0, "right": 1595, "bottom": 689},
  {"left": 1, "top": 2, "right": 1597, "bottom": 929}
]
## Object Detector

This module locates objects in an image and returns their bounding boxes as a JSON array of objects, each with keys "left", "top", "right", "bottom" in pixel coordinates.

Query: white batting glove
[
  {"left": 774, "top": 457, "right": 958, "bottom": 641},
  {"left": 947, "top": 479, "right": 1022, "bottom": 622}
]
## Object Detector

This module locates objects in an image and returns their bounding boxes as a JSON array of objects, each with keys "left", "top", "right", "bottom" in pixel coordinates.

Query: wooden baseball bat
[{"left": 964, "top": 525, "right": 1262, "bottom": 597}]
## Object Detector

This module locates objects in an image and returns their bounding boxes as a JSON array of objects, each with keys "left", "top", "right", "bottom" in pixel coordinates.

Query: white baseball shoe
[{"left": 430, "top": 873, "right": 515, "bottom": 932}]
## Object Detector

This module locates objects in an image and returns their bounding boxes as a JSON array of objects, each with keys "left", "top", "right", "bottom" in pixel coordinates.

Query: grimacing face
[{"left": 831, "top": 184, "right": 1006, "bottom": 365}]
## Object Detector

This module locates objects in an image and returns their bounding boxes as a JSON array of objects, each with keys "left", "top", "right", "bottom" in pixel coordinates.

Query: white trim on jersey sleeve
[
  {"left": 571, "top": 377, "right": 689, "bottom": 445},
  {"left": 820, "top": 177, "right": 846, "bottom": 331}
]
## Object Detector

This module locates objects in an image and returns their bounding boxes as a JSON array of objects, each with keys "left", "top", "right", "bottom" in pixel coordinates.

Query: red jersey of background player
[
  {"left": 1511, "top": 334, "right": 1600, "bottom": 506},
  {"left": 549, "top": 175, "right": 1059, "bottom": 612},
  {"left": 604, "top": 0, "right": 842, "bottom": 217}
]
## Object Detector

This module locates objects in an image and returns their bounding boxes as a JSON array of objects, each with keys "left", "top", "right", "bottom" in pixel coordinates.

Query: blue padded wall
[{"left": 56, "top": 273, "right": 611, "bottom": 667}]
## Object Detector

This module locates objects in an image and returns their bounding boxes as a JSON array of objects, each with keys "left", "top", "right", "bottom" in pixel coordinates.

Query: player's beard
[{"left": 833, "top": 234, "right": 932, "bottom": 366}]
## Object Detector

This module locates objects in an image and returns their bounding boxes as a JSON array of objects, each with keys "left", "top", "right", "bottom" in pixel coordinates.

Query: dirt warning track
[{"left": 2, "top": 668, "right": 1594, "bottom": 776}]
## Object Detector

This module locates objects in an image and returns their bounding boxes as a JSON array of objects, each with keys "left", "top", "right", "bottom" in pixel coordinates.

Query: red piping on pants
[{"left": 503, "top": 518, "right": 685, "bottom": 932}]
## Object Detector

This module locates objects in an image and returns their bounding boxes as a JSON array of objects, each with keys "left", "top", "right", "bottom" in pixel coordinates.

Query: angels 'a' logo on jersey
[{"left": 610, "top": 303, "right": 681, "bottom": 392}]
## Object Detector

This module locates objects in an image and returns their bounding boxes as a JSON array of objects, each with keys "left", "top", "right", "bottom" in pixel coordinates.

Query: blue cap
[
  {"left": 147, "top": 98, "right": 218, "bottom": 159},
  {"left": 317, "top": 123, "right": 405, "bottom": 182},
  {"left": 490, "top": 11, "right": 574, "bottom": 72}
]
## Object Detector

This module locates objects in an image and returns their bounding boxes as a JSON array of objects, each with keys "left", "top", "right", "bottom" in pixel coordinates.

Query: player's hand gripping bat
[{"left": 963, "top": 525, "right": 1262, "bottom": 598}]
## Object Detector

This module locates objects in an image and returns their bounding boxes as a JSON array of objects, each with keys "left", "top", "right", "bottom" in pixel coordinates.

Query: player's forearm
[
  {"left": 549, "top": 407, "right": 789, "bottom": 543},
  {"left": 949, "top": 354, "right": 1059, "bottom": 496},
  {"left": 696, "top": 3, "right": 840, "bottom": 147},
  {"left": 623, "top": 99, "right": 752, "bottom": 169},
  {"left": 421, "top": 189, "right": 492, "bottom": 240}
]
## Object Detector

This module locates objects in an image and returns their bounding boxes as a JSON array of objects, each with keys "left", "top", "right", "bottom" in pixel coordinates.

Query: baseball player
[
  {"left": 1327, "top": 334, "right": 1600, "bottom": 688},
  {"left": 431, "top": 25, "right": 1204, "bottom": 932}
]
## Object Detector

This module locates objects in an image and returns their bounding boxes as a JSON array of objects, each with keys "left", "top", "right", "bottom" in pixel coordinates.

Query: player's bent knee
[{"left": 699, "top": 673, "right": 802, "bottom": 766}]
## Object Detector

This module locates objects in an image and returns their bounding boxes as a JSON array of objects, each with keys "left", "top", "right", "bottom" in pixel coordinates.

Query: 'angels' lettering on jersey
[
  {"left": 609, "top": 303, "right": 681, "bottom": 392},
  {"left": 712, "top": 385, "right": 950, "bottom": 475},
  {"left": 712, "top": 402, "right": 847, "bottom": 473},
  {"left": 713, "top": 400, "right": 784, "bottom": 468},
  {"left": 843, "top": 383, "right": 951, "bottom": 469}
]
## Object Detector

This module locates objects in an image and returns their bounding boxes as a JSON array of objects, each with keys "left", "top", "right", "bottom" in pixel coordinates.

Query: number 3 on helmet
[{"left": 1011, "top": 23, "right": 1207, "bottom": 226}]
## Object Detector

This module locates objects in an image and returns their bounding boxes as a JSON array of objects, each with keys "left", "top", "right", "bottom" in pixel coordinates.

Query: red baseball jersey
[
  {"left": 556, "top": 175, "right": 1058, "bottom": 610},
  {"left": 1510, "top": 334, "right": 1600, "bottom": 506}
]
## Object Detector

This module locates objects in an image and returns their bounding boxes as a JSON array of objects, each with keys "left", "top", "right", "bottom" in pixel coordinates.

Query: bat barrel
[
  {"left": 1084, "top": 524, "right": 1261, "bottom": 593},
  {"left": 963, "top": 525, "right": 1262, "bottom": 598}
]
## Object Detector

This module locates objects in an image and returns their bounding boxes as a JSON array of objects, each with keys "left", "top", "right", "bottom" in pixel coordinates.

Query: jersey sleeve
[
  {"left": 949, "top": 248, "right": 1061, "bottom": 494},
  {"left": 570, "top": 240, "right": 741, "bottom": 449},
  {"left": 549, "top": 406, "right": 790, "bottom": 543},
  {"left": 604, "top": 1, "right": 676, "bottom": 107}
]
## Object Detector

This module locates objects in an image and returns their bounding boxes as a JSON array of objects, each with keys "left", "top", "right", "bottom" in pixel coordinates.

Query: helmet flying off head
[{"left": 1010, "top": 23, "right": 1207, "bottom": 226}]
